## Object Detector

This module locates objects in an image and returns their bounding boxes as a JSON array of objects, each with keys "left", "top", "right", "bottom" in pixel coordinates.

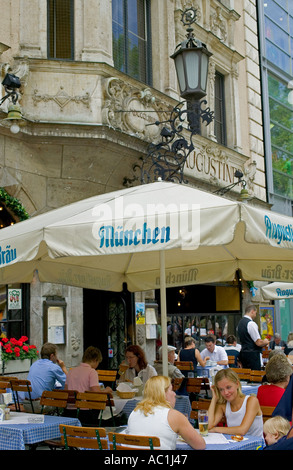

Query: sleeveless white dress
[
  {"left": 127, "top": 406, "right": 177, "bottom": 449},
  {"left": 225, "top": 395, "right": 263, "bottom": 436}
]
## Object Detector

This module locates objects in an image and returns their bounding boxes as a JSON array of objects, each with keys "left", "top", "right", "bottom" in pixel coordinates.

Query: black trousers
[{"left": 239, "top": 350, "right": 261, "bottom": 370}]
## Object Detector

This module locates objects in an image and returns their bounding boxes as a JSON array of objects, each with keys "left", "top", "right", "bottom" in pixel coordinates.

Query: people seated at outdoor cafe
[
  {"left": 208, "top": 369, "right": 263, "bottom": 437},
  {"left": 271, "top": 372, "right": 293, "bottom": 424},
  {"left": 118, "top": 344, "right": 157, "bottom": 386},
  {"left": 257, "top": 353, "right": 292, "bottom": 407},
  {"left": 65, "top": 346, "right": 112, "bottom": 394},
  {"left": 177, "top": 336, "right": 207, "bottom": 377},
  {"left": 200, "top": 335, "right": 228, "bottom": 366},
  {"left": 153, "top": 345, "right": 184, "bottom": 380},
  {"left": 127, "top": 375, "right": 206, "bottom": 450},
  {"left": 223, "top": 335, "right": 241, "bottom": 367},
  {"left": 269, "top": 333, "right": 287, "bottom": 351},
  {"left": 22, "top": 342, "right": 68, "bottom": 413}
]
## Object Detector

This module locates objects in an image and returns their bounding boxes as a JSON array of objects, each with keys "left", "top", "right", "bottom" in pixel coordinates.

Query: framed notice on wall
[
  {"left": 43, "top": 297, "right": 67, "bottom": 345},
  {"left": 47, "top": 307, "right": 65, "bottom": 344}
]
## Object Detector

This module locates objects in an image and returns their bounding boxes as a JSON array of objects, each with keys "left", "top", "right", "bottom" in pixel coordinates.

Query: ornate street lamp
[
  {"left": 0, "top": 73, "right": 27, "bottom": 134},
  {"left": 171, "top": 8, "right": 211, "bottom": 102},
  {"left": 140, "top": 7, "right": 214, "bottom": 184}
]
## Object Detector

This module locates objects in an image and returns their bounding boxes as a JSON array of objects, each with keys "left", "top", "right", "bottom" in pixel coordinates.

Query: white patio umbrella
[
  {"left": 261, "top": 282, "right": 293, "bottom": 300},
  {"left": 1, "top": 180, "right": 293, "bottom": 375}
]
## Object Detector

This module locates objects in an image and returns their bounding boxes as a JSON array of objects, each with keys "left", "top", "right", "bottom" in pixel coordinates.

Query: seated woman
[
  {"left": 257, "top": 353, "right": 292, "bottom": 407},
  {"left": 127, "top": 375, "right": 206, "bottom": 450},
  {"left": 118, "top": 345, "right": 157, "bottom": 386},
  {"left": 208, "top": 369, "right": 263, "bottom": 436},
  {"left": 178, "top": 336, "right": 207, "bottom": 377}
]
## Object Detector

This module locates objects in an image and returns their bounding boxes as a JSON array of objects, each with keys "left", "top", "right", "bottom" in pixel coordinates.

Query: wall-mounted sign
[
  {"left": 135, "top": 302, "right": 145, "bottom": 324},
  {"left": 8, "top": 288, "right": 22, "bottom": 310}
]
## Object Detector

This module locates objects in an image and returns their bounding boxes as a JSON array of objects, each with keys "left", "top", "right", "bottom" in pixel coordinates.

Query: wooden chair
[
  {"left": 40, "top": 390, "right": 69, "bottom": 415},
  {"left": 250, "top": 370, "right": 266, "bottom": 383},
  {"left": 230, "top": 368, "right": 251, "bottom": 381},
  {"left": 186, "top": 377, "right": 210, "bottom": 400},
  {"left": 97, "top": 369, "right": 118, "bottom": 389},
  {"left": 172, "top": 377, "right": 184, "bottom": 392},
  {"left": 60, "top": 424, "right": 108, "bottom": 450},
  {"left": 174, "top": 361, "right": 194, "bottom": 372},
  {"left": 228, "top": 355, "right": 237, "bottom": 366},
  {"left": 75, "top": 391, "right": 108, "bottom": 426},
  {"left": 0, "top": 380, "right": 10, "bottom": 393},
  {"left": 108, "top": 432, "right": 160, "bottom": 450},
  {"left": 85, "top": 390, "right": 116, "bottom": 426},
  {"left": 261, "top": 406, "right": 275, "bottom": 423},
  {"left": 190, "top": 400, "right": 226, "bottom": 428},
  {"left": 10, "top": 379, "right": 35, "bottom": 413}
]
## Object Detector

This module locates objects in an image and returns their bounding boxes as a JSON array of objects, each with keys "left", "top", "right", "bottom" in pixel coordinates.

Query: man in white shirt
[{"left": 200, "top": 336, "right": 228, "bottom": 366}]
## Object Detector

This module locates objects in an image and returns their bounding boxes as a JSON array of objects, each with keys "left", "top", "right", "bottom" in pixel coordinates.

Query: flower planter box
[{"left": 2, "top": 358, "right": 33, "bottom": 374}]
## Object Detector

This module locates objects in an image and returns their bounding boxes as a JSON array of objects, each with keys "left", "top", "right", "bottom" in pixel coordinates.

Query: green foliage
[{"left": 0, "top": 188, "right": 29, "bottom": 221}]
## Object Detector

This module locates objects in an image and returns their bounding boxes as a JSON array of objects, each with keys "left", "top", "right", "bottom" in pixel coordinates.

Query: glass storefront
[
  {"left": 156, "top": 283, "right": 242, "bottom": 352},
  {"left": 166, "top": 312, "right": 242, "bottom": 352}
]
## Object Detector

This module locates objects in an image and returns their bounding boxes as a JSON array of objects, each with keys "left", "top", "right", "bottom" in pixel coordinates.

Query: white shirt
[
  {"left": 244, "top": 315, "right": 261, "bottom": 342},
  {"left": 200, "top": 345, "right": 228, "bottom": 362},
  {"left": 119, "top": 363, "right": 157, "bottom": 385},
  {"left": 243, "top": 315, "right": 263, "bottom": 366},
  {"left": 127, "top": 406, "right": 177, "bottom": 450}
]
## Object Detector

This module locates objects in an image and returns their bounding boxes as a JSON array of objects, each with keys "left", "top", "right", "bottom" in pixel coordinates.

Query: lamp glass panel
[
  {"left": 200, "top": 53, "right": 209, "bottom": 91},
  {"left": 185, "top": 52, "right": 199, "bottom": 90},
  {"left": 174, "top": 54, "right": 186, "bottom": 94}
]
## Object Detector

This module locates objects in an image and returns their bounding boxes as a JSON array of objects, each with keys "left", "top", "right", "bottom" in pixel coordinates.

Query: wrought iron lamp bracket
[{"left": 140, "top": 99, "right": 214, "bottom": 184}]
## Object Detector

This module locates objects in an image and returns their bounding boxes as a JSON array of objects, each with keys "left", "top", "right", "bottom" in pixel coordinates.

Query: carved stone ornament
[
  {"left": 102, "top": 77, "right": 172, "bottom": 142},
  {"left": 33, "top": 86, "right": 90, "bottom": 110}
]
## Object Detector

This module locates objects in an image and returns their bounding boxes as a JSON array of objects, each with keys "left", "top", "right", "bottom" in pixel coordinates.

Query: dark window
[
  {"left": 0, "top": 284, "right": 30, "bottom": 339},
  {"left": 48, "top": 0, "right": 74, "bottom": 60},
  {"left": 214, "top": 71, "right": 226, "bottom": 146},
  {"left": 112, "top": 0, "right": 152, "bottom": 84}
]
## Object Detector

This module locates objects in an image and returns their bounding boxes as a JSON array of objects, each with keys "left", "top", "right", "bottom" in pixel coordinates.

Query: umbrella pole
[{"left": 160, "top": 250, "right": 168, "bottom": 377}]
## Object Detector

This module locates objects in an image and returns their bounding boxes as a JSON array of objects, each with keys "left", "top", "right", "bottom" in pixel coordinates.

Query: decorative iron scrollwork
[{"left": 139, "top": 99, "right": 214, "bottom": 184}]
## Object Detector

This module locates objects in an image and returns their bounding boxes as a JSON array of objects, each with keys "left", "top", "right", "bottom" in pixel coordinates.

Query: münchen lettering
[
  {"left": 0, "top": 245, "right": 17, "bottom": 265},
  {"left": 264, "top": 215, "right": 293, "bottom": 245},
  {"left": 156, "top": 268, "right": 198, "bottom": 286},
  {"left": 98, "top": 222, "right": 171, "bottom": 248}
]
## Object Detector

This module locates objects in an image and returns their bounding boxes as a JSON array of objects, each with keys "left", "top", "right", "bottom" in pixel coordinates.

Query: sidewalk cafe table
[
  {"left": 241, "top": 383, "right": 261, "bottom": 396},
  {"left": 101, "top": 393, "right": 191, "bottom": 421},
  {"left": 0, "top": 412, "right": 81, "bottom": 450},
  {"left": 177, "top": 433, "right": 265, "bottom": 450}
]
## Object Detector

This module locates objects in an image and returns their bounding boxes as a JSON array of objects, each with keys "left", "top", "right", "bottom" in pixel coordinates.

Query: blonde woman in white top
[
  {"left": 208, "top": 369, "right": 263, "bottom": 437},
  {"left": 127, "top": 376, "right": 206, "bottom": 450}
]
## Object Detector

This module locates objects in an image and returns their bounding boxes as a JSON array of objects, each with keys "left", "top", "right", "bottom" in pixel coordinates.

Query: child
[{"left": 263, "top": 416, "right": 291, "bottom": 448}]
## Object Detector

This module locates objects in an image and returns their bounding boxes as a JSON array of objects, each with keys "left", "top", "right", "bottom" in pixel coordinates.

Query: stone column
[{"left": 81, "top": 0, "right": 113, "bottom": 65}]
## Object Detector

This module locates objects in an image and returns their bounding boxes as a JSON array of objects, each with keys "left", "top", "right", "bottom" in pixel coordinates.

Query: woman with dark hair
[{"left": 118, "top": 345, "right": 157, "bottom": 385}]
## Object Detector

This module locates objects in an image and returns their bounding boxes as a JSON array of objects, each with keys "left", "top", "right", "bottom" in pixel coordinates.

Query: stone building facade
[{"left": 0, "top": 0, "right": 268, "bottom": 369}]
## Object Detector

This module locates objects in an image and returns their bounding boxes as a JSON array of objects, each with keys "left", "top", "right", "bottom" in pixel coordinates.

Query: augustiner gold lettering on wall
[{"left": 185, "top": 150, "right": 241, "bottom": 185}]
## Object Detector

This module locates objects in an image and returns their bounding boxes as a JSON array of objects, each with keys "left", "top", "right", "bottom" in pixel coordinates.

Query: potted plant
[{"left": 0, "top": 336, "right": 39, "bottom": 374}]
